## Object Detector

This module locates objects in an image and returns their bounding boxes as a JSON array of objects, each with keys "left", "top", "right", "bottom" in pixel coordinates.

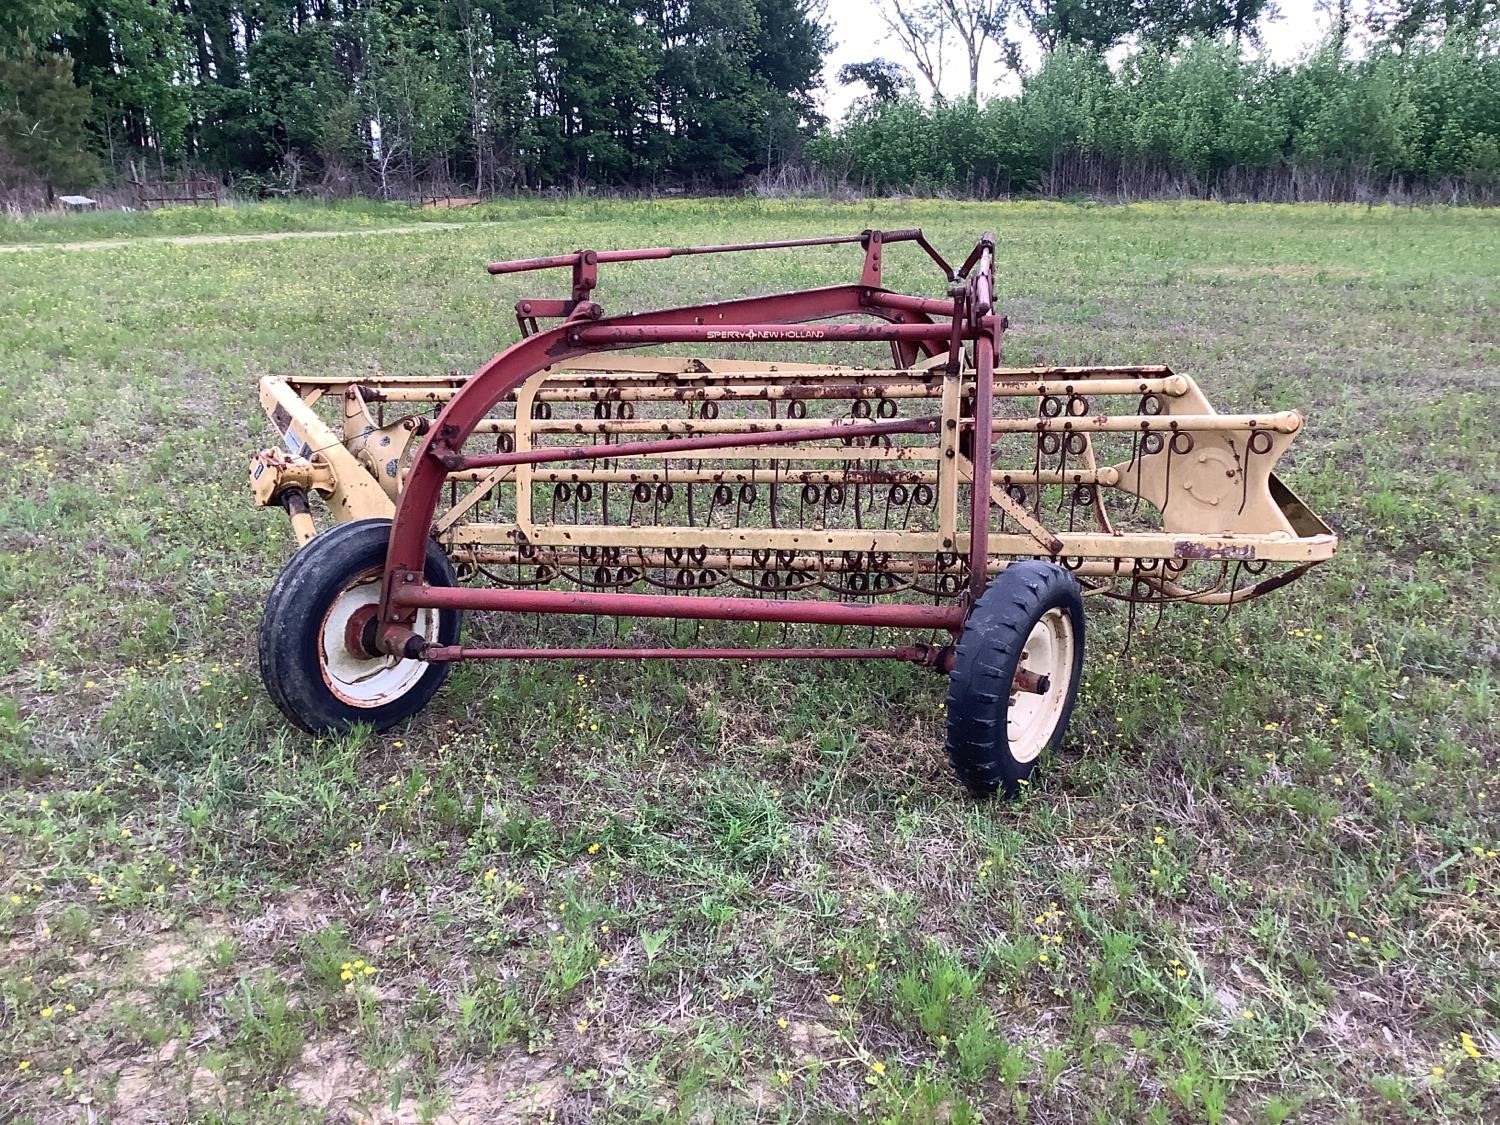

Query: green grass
[
  {"left": 0, "top": 195, "right": 560, "bottom": 245},
  {"left": 0, "top": 198, "right": 1497, "bottom": 1122}
]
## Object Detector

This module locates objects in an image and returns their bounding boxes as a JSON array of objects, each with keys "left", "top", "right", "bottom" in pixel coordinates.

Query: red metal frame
[
  {"left": 421, "top": 645, "right": 949, "bottom": 664},
  {"left": 375, "top": 229, "right": 999, "bottom": 664}
]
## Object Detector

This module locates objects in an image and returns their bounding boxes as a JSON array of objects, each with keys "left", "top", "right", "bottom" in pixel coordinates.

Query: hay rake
[{"left": 249, "top": 229, "right": 1337, "bottom": 795}]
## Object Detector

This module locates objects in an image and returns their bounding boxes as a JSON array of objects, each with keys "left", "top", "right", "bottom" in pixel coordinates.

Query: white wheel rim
[
  {"left": 1007, "top": 608, "right": 1076, "bottom": 764},
  {"left": 319, "top": 568, "right": 438, "bottom": 708}
]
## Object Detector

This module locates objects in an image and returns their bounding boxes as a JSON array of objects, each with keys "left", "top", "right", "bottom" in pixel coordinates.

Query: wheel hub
[
  {"left": 1006, "top": 608, "right": 1076, "bottom": 764},
  {"left": 343, "top": 603, "right": 382, "bottom": 661},
  {"left": 319, "top": 569, "right": 438, "bottom": 708}
]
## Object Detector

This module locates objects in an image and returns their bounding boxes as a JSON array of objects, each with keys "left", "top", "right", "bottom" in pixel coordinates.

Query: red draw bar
[
  {"left": 392, "top": 585, "right": 967, "bottom": 632},
  {"left": 420, "top": 644, "right": 948, "bottom": 665}
]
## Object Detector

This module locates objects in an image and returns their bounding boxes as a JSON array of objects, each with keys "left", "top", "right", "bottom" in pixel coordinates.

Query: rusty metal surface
[{"left": 248, "top": 228, "right": 1338, "bottom": 665}]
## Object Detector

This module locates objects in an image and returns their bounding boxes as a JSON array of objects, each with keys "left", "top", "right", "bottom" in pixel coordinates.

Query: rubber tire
[
  {"left": 945, "top": 562, "right": 1085, "bottom": 798},
  {"left": 258, "top": 519, "right": 461, "bottom": 735}
]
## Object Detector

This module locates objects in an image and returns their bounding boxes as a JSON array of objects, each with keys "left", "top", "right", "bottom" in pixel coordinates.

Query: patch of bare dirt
[
  {"left": 241, "top": 887, "right": 329, "bottom": 943},
  {"left": 286, "top": 1041, "right": 568, "bottom": 1124},
  {"left": 288, "top": 1037, "right": 375, "bottom": 1114},
  {"left": 137, "top": 937, "right": 192, "bottom": 985},
  {"left": 787, "top": 1020, "right": 841, "bottom": 1063},
  {"left": 438, "top": 1051, "right": 568, "bottom": 1123}
]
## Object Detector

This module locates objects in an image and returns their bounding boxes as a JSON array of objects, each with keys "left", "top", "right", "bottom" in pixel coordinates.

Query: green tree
[
  {"left": 67, "top": 0, "right": 192, "bottom": 167},
  {"left": 1122, "top": 39, "right": 1281, "bottom": 180},
  {"left": 0, "top": 46, "right": 100, "bottom": 199},
  {"left": 838, "top": 58, "right": 913, "bottom": 105},
  {"left": 360, "top": 12, "right": 465, "bottom": 196},
  {"left": 1015, "top": 0, "right": 1150, "bottom": 53},
  {"left": 1366, "top": 0, "right": 1499, "bottom": 50},
  {"left": 0, "top": 0, "right": 83, "bottom": 53},
  {"left": 248, "top": 22, "right": 362, "bottom": 186}
]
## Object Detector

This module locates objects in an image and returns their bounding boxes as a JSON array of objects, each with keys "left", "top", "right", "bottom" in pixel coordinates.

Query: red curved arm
[{"left": 375, "top": 283, "right": 943, "bottom": 653}]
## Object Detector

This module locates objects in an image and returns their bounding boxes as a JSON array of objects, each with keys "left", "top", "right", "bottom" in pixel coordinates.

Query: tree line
[
  {"left": 0, "top": 0, "right": 1496, "bottom": 204},
  {"left": 814, "top": 27, "right": 1500, "bottom": 202},
  {"left": 0, "top": 0, "right": 828, "bottom": 202}
]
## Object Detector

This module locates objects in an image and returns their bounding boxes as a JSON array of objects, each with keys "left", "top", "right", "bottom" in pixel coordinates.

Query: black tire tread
[
  {"left": 944, "top": 562, "right": 1085, "bottom": 797},
  {"left": 258, "top": 519, "right": 460, "bottom": 735}
]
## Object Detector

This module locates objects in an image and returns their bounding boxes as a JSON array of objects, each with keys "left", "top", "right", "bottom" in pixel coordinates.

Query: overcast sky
[{"left": 816, "top": 1, "right": 1338, "bottom": 120}]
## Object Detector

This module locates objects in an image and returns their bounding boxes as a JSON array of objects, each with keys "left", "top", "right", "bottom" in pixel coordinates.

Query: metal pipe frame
[
  {"left": 392, "top": 584, "right": 966, "bottom": 631},
  {"left": 375, "top": 231, "right": 966, "bottom": 659},
  {"left": 305, "top": 227, "right": 1335, "bottom": 661},
  {"left": 421, "top": 645, "right": 947, "bottom": 665}
]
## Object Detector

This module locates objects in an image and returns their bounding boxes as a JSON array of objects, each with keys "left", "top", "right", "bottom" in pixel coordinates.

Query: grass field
[
  {"left": 0, "top": 198, "right": 1496, "bottom": 1123},
  {"left": 0, "top": 198, "right": 508, "bottom": 246}
]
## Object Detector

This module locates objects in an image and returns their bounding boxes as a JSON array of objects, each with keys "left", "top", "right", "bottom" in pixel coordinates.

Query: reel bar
[
  {"left": 365, "top": 374, "right": 1188, "bottom": 404},
  {"left": 445, "top": 414, "right": 942, "bottom": 472},
  {"left": 448, "top": 549, "right": 1141, "bottom": 580},
  {"left": 440, "top": 524, "right": 1333, "bottom": 563},
  {"left": 468, "top": 409, "right": 1293, "bottom": 439},
  {"left": 443, "top": 467, "right": 1125, "bottom": 487},
  {"left": 300, "top": 363, "right": 1178, "bottom": 393}
]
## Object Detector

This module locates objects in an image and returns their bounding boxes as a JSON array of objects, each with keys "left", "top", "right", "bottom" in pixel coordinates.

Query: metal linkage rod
[
  {"left": 393, "top": 585, "right": 967, "bottom": 631},
  {"left": 486, "top": 230, "right": 940, "bottom": 276},
  {"left": 567, "top": 322, "right": 959, "bottom": 346},
  {"left": 422, "top": 644, "right": 946, "bottom": 664}
]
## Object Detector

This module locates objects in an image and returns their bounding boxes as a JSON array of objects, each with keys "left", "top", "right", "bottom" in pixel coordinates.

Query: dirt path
[{"left": 0, "top": 221, "right": 502, "bottom": 254}]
